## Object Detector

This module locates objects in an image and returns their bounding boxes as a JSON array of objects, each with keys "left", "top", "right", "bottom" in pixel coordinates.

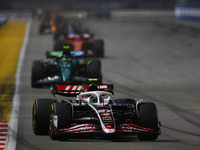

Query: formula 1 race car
[
  {"left": 54, "top": 32, "right": 104, "bottom": 57},
  {"left": 39, "top": 12, "right": 63, "bottom": 34},
  {"left": 31, "top": 51, "right": 102, "bottom": 88},
  {"left": 52, "top": 18, "right": 104, "bottom": 57},
  {"left": 32, "top": 81, "right": 161, "bottom": 141}
]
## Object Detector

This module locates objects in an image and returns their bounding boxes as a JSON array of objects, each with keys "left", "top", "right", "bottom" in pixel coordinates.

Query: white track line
[{"left": 6, "top": 17, "right": 32, "bottom": 150}]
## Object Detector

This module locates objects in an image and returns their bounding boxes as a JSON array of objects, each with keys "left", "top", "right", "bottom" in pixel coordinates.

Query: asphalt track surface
[{"left": 16, "top": 12, "right": 200, "bottom": 150}]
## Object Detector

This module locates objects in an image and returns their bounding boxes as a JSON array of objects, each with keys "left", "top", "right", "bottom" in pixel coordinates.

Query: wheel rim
[
  {"left": 49, "top": 111, "right": 54, "bottom": 138},
  {"left": 32, "top": 101, "right": 36, "bottom": 133}
]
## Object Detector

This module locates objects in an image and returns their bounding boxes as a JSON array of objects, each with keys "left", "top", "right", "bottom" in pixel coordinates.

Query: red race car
[{"left": 54, "top": 33, "right": 104, "bottom": 57}]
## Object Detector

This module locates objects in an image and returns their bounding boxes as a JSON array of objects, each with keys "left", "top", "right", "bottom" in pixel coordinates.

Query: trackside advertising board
[{"left": 175, "top": 5, "right": 200, "bottom": 21}]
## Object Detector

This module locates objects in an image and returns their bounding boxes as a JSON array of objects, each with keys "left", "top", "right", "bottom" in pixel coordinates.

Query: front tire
[
  {"left": 49, "top": 103, "right": 72, "bottom": 140},
  {"left": 32, "top": 99, "right": 56, "bottom": 135},
  {"left": 137, "top": 102, "right": 159, "bottom": 141}
]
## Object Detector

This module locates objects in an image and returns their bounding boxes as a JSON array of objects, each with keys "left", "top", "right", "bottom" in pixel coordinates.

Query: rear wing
[
  {"left": 46, "top": 50, "right": 84, "bottom": 59},
  {"left": 51, "top": 84, "right": 114, "bottom": 96}
]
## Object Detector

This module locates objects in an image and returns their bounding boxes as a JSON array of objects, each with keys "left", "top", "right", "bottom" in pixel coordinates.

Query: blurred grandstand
[
  {"left": 1, "top": 1, "right": 200, "bottom": 21},
  {"left": 0, "top": 0, "right": 176, "bottom": 10}
]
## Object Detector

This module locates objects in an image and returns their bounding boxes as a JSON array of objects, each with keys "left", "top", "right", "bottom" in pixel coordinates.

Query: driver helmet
[{"left": 89, "top": 95, "right": 97, "bottom": 103}]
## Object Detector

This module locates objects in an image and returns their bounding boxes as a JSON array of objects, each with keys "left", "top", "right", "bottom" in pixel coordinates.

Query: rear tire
[
  {"left": 49, "top": 103, "right": 72, "bottom": 140},
  {"left": 94, "top": 40, "right": 104, "bottom": 57},
  {"left": 39, "top": 25, "right": 44, "bottom": 34},
  {"left": 53, "top": 28, "right": 63, "bottom": 41},
  {"left": 32, "top": 99, "right": 56, "bottom": 135},
  {"left": 87, "top": 59, "right": 102, "bottom": 84},
  {"left": 54, "top": 39, "right": 62, "bottom": 51},
  {"left": 31, "top": 61, "right": 45, "bottom": 88},
  {"left": 137, "top": 102, "right": 159, "bottom": 141}
]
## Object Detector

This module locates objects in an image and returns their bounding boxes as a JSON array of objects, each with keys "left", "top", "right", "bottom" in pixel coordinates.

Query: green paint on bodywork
[
  {"left": 63, "top": 45, "right": 70, "bottom": 49},
  {"left": 88, "top": 78, "right": 98, "bottom": 81},
  {"left": 50, "top": 51, "right": 63, "bottom": 57}
]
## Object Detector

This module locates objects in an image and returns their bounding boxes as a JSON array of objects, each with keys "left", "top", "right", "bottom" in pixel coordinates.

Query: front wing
[{"left": 57, "top": 123, "right": 158, "bottom": 135}]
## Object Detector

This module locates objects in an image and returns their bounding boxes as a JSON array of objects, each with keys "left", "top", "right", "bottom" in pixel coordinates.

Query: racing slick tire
[
  {"left": 94, "top": 40, "right": 104, "bottom": 57},
  {"left": 31, "top": 60, "right": 45, "bottom": 88},
  {"left": 87, "top": 59, "right": 102, "bottom": 84},
  {"left": 53, "top": 28, "right": 63, "bottom": 41},
  {"left": 54, "top": 39, "right": 62, "bottom": 51},
  {"left": 39, "top": 25, "right": 45, "bottom": 34},
  {"left": 32, "top": 99, "right": 56, "bottom": 135},
  {"left": 49, "top": 103, "right": 72, "bottom": 140},
  {"left": 137, "top": 102, "right": 159, "bottom": 141}
]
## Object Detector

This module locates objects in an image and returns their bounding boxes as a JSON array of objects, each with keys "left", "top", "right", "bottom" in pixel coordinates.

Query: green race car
[{"left": 31, "top": 50, "right": 102, "bottom": 88}]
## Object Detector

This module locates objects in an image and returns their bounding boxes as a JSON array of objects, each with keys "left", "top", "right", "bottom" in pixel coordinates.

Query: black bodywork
[{"left": 32, "top": 83, "right": 161, "bottom": 141}]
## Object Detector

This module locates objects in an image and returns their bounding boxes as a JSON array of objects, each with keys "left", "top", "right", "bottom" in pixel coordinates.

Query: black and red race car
[{"left": 32, "top": 81, "right": 161, "bottom": 141}]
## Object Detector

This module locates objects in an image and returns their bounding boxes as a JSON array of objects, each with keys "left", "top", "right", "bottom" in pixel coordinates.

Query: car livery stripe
[
  {"left": 62, "top": 85, "right": 83, "bottom": 93},
  {"left": 57, "top": 85, "right": 108, "bottom": 94},
  {"left": 71, "top": 86, "right": 78, "bottom": 94},
  {"left": 97, "top": 85, "right": 107, "bottom": 89},
  {"left": 60, "top": 124, "right": 97, "bottom": 133},
  {"left": 68, "top": 85, "right": 74, "bottom": 92},
  {"left": 64, "top": 85, "right": 71, "bottom": 91},
  {"left": 88, "top": 104, "right": 115, "bottom": 133},
  {"left": 120, "top": 124, "right": 153, "bottom": 133},
  {"left": 76, "top": 86, "right": 82, "bottom": 94}
]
